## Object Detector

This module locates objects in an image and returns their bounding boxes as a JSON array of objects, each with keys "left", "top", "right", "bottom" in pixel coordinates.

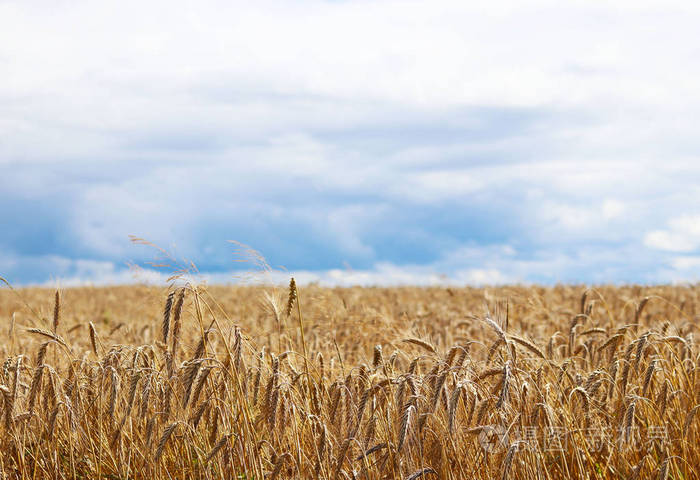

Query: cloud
[
  {"left": 670, "top": 256, "right": 700, "bottom": 271},
  {"left": 537, "top": 199, "right": 626, "bottom": 233},
  {"left": 644, "top": 215, "right": 700, "bottom": 252},
  {"left": 18, "top": 240, "right": 694, "bottom": 287},
  {"left": 2, "top": 1, "right": 700, "bottom": 285}
]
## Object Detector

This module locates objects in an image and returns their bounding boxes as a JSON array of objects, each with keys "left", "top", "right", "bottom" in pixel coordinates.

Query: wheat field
[{"left": 0, "top": 281, "right": 698, "bottom": 479}]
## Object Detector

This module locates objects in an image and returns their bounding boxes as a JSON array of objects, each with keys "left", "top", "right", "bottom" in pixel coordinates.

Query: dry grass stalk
[
  {"left": 52, "top": 289, "right": 60, "bottom": 333},
  {"left": 162, "top": 290, "right": 175, "bottom": 344},
  {"left": 405, "top": 467, "right": 438, "bottom": 480},
  {"left": 155, "top": 422, "right": 179, "bottom": 461},
  {"left": 0, "top": 283, "right": 699, "bottom": 479},
  {"left": 402, "top": 338, "right": 436, "bottom": 354}
]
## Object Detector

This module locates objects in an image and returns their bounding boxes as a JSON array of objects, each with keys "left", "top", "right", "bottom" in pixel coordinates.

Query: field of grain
[{"left": 0, "top": 282, "right": 699, "bottom": 479}]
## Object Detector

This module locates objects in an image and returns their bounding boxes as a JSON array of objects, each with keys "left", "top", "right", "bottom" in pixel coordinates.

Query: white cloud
[
  {"left": 4, "top": 1, "right": 700, "bottom": 157},
  {"left": 670, "top": 256, "right": 700, "bottom": 270},
  {"left": 533, "top": 198, "right": 629, "bottom": 239},
  {"left": 602, "top": 199, "right": 625, "bottom": 220},
  {"left": 5, "top": 236, "right": 697, "bottom": 287},
  {"left": 3, "top": 1, "right": 700, "bottom": 285},
  {"left": 34, "top": 259, "right": 511, "bottom": 287},
  {"left": 644, "top": 215, "right": 700, "bottom": 252}
]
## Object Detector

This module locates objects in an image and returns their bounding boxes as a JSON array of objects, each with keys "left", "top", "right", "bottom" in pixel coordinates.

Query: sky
[{"left": 1, "top": 0, "right": 700, "bottom": 286}]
